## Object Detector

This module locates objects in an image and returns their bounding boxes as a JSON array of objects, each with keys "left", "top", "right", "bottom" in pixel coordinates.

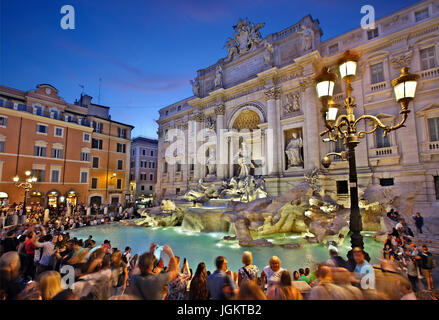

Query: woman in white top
[{"left": 260, "top": 256, "right": 285, "bottom": 292}]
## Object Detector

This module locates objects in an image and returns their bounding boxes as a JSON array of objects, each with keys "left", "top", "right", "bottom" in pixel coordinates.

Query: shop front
[
  {"left": 66, "top": 191, "right": 78, "bottom": 207},
  {"left": 47, "top": 190, "right": 60, "bottom": 208}
]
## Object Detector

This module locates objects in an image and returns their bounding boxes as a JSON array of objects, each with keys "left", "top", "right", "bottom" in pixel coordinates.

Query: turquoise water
[{"left": 69, "top": 225, "right": 383, "bottom": 273}]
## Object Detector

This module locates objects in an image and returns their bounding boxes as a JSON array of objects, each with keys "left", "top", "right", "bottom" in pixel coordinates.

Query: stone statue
[
  {"left": 263, "top": 41, "right": 274, "bottom": 67},
  {"left": 237, "top": 141, "right": 254, "bottom": 178},
  {"left": 297, "top": 25, "right": 314, "bottom": 52},
  {"left": 285, "top": 131, "right": 303, "bottom": 167},
  {"left": 190, "top": 79, "right": 200, "bottom": 96},
  {"left": 206, "top": 149, "right": 216, "bottom": 176},
  {"left": 224, "top": 18, "right": 265, "bottom": 61},
  {"left": 205, "top": 117, "right": 216, "bottom": 131},
  {"left": 214, "top": 65, "right": 223, "bottom": 88},
  {"left": 224, "top": 37, "right": 239, "bottom": 62}
]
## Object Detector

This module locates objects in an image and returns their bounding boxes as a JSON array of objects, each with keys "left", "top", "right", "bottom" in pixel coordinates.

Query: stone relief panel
[{"left": 282, "top": 91, "right": 301, "bottom": 117}]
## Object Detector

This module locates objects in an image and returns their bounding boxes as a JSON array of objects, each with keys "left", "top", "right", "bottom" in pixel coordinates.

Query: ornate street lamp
[
  {"left": 13, "top": 170, "right": 38, "bottom": 212},
  {"left": 315, "top": 50, "right": 419, "bottom": 267}
]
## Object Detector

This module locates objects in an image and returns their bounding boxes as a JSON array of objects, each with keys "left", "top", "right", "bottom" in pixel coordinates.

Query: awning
[{"left": 0, "top": 192, "right": 8, "bottom": 198}]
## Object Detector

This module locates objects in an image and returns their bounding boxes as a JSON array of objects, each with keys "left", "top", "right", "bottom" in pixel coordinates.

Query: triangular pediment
[{"left": 417, "top": 103, "right": 439, "bottom": 115}]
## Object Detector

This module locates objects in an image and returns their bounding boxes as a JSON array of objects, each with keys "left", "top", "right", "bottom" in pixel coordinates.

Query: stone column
[
  {"left": 193, "top": 112, "right": 205, "bottom": 180},
  {"left": 264, "top": 87, "right": 281, "bottom": 175},
  {"left": 215, "top": 104, "right": 226, "bottom": 180},
  {"left": 261, "top": 129, "right": 267, "bottom": 176},
  {"left": 182, "top": 123, "right": 189, "bottom": 185},
  {"left": 300, "top": 78, "right": 320, "bottom": 170}
]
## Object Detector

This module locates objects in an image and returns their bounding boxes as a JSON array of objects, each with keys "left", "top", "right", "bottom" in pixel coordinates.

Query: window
[
  {"left": 140, "top": 173, "right": 147, "bottom": 181},
  {"left": 415, "top": 8, "right": 429, "bottom": 22},
  {"left": 50, "top": 109, "right": 59, "bottom": 119},
  {"left": 420, "top": 47, "right": 436, "bottom": 70},
  {"left": 92, "top": 138, "right": 103, "bottom": 149},
  {"left": 32, "top": 169, "right": 45, "bottom": 182},
  {"left": 176, "top": 188, "right": 180, "bottom": 194},
  {"left": 81, "top": 152, "right": 90, "bottom": 161},
  {"left": 141, "top": 185, "right": 145, "bottom": 191},
  {"left": 33, "top": 105, "right": 43, "bottom": 115},
  {"left": 142, "top": 149, "right": 146, "bottom": 156},
  {"left": 379, "top": 178, "right": 394, "bottom": 186},
  {"left": 83, "top": 133, "right": 90, "bottom": 142},
  {"left": 177, "top": 105, "right": 181, "bottom": 111},
  {"left": 91, "top": 178, "right": 98, "bottom": 189},
  {"left": 140, "top": 161, "right": 147, "bottom": 168},
  {"left": 17, "top": 103, "right": 26, "bottom": 111},
  {"left": 150, "top": 173, "right": 154, "bottom": 181},
  {"left": 54, "top": 127, "right": 64, "bottom": 137},
  {"left": 51, "top": 148, "right": 63, "bottom": 159},
  {"left": 376, "top": 127, "right": 391, "bottom": 148},
  {"left": 80, "top": 171, "right": 88, "bottom": 183},
  {"left": 92, "top": 121, "right": 103, "bottom": 133},
  {"left": 0, "top": 116, "right": 8, "bottom": 127},
  {"left": 367, "top": 28, "right": 379, "bottom": 40},
  {"left": 149, "top": 161, "right": 155, "bottom": 169},
  {"left": 149, "top": 185, "right": 153, "bottom": 191},
  {"left": 0, "top": 99, "right": 5, "bottom": 107},
  {"left": 165, "top": 110, "right": 169, "bottom": 116},
  {"left": 428, "top": 117, "right": 439, "bottom": 141},
  {"left": 92, "top": 157, "right": 99, "bottom": 168},
  {"left": 34, "top": 146, "right": 47, "bottom": 157},
  {"left": 434, "top": 176, "right": 439, "bottom": 200},
  {"left": 117, "top": 143, "right": 126, "bottom": 153},
  {"left": 36, "top": 124, "right": 48, "bottom": 134},
  {"left": 176, "top": 162, "right": 181, "bottom": 172},
  {"left": 370, "top": 62, "right": 384, "bottom": 84},
  {"left": 0, "top": 141, "right": 4, "bottom": 153},
  {"left": 150, "top": 150, "right": 154, "bottom": 157},
  {"left": 65, "top": 114, "right": 74, "bottom": 122},
  {"left": 336, "top": 180, "right": 349, "bottom": 195},
  {"left": 334, "top": 139, "right": 345, "bottom": 153},
  {"left": 51, "top": 170, "right": 60, "bottom": 183},
  {"left": 116, "top": 179, "right": 122, "bottom": 189},
  {"left": 163, "top": 162, "right": 168, "bottom": 173},
  {"left": 118, "top": 127, "right": 127, "bottom": 138},
  {"left": 328, "top": 43, "right": 339, "bottom": 55},
  {"left": 117, "top": 160, "right": 123, "bottom": 170}
]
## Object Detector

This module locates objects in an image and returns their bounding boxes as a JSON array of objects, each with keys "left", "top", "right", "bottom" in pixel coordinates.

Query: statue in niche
[
  {"left": 190, "top": 79, "right": 200, "bottom": 96},
  {"left": 214, "top": 65, "right": 223, "bottom": 88},
  {"left": 237, "top": 141, "right": 254, "bottom": 178},
  {"left": 297, "top": 25, "right": 314, "bottom": 52},
  {"left": 263, "top": 41, "right": 274, "bottom": 67},
  {"left": 206, "top": 149, "right": 216, "bottom": 176},
  {"left": 285, "top": 131, "right": 303, "bottom": 167}
]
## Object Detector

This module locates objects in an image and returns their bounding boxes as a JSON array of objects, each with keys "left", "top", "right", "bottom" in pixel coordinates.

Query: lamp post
[
  {"left": 13, "top": 170, "right": 38, "bottom": 213},
  {"left": 315, "top": 50, "right": 419, "bottom": 267}
]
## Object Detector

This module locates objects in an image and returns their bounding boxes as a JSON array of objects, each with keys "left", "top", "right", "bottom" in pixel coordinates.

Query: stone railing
[
  {"left": 420, "top": 67, "right": 439, "bottom": 80},
  {"left": 333, "top": 92, "right": 345, "bottom": 102},
  {"left": 368, "top": 145, "right": 398, "bottom": 158},
  {"left": 368, "top": 80, "right": 387, "bottom": 93}
]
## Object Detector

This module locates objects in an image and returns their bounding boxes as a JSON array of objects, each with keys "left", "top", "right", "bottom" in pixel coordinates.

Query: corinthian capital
[
  {"left": 264, "top": 87, "right": 280, "bottom": 100},
  {"left": 214, "top": 104, "right": 225, "bottom": 116},
  {"left": 194, "top": 112, "right": 205, "bottom": 122},
  {"left": 299, "top": 76, "right": 314, "bottom": 92}
]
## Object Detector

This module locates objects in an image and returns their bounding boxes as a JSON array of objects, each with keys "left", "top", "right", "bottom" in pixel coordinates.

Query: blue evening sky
[{"left": 0, "top": 0, "right": 419, "bottom": 137}]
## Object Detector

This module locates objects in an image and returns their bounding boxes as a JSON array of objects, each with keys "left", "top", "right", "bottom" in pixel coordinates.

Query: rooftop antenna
[
  {"left": 98, "top": 78, "right": 102, "bottom": 104},
  {"left": 79, "top": 84, "right": 85, "bottom": 95}
]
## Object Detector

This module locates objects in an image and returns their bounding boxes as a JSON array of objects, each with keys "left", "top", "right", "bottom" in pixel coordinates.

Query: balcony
[
  {"left": 0, "top": 103, "right": 91, "bottom": 127},
  {"left": 368, "top": 80, "right": 388, "bottom": 93},
  {"left": 420, "top": 141, "right": 439, "bottom": 161},
  {"left": 419, "top": 67, "right": 439, "bottom": 81},
  {"left": 368, "top": 145, "right": 400, "bottom": 166}
]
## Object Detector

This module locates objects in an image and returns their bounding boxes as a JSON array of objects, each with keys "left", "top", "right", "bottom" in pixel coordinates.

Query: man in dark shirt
[
  {"left": 2, "top": 230, "right": 19, "bottom": 253},
  {"left": 413, "top": 212, "right": 424, "bottom": 234}
]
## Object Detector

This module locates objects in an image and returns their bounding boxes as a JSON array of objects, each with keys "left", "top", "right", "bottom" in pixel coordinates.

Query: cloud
[{"left": 60, "top": 40, "right": 190, "bottom": 94}]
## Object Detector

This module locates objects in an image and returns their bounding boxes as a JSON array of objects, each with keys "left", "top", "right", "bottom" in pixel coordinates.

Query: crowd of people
[
  {"left": 0, "top": 204, "right": 437, "bottom": 300},
  {"left": 382, "top": 209, "right": 435, "bottom": 292}
]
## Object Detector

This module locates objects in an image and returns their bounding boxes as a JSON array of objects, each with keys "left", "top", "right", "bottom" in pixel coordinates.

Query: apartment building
[{"left": 0, "top": 83, "right": 134, "bottom": 207}]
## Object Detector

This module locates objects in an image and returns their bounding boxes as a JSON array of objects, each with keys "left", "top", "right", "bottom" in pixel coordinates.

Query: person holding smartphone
[{"left": 126, "top": 243, "right": 178, "bottom": 300}]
